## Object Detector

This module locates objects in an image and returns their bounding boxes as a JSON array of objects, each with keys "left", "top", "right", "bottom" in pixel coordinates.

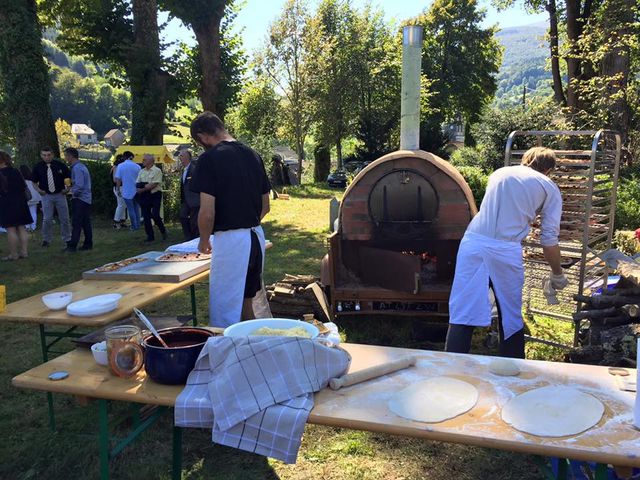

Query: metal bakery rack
[{"left": 504, "top": 130, "right": 621, "bottom": 347}]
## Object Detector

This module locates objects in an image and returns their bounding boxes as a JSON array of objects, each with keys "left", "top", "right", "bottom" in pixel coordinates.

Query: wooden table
[
  {"left": 0, "top": 271, "right": 209, "bottom": 327},
  {"left": 1, "top": 270, "right": 208, "bottom": 429},
  {"left": 12, "top": 343, "right": 639, "bottom": 480}
]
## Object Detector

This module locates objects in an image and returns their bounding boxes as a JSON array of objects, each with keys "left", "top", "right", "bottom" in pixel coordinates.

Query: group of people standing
[
  {"left": 112, "top": 151, "right": 168, "bottom": 243},
  {"left": 0, "top": 146, "right": 93, "bottom": 259},
  {"left": 110, "top": 149, "right": 200, "bottom": 243}
]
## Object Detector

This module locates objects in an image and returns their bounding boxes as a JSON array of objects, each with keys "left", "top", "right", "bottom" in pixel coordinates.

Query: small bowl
[
  {"left": 42, "top": 292, "right": 73, "bottom": 310},
  {"left": 91, "top": 341, "right": 109, "bottom": 366}
]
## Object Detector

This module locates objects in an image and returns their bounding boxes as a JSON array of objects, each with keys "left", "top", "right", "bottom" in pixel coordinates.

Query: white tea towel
[{"left": 175, "top": 336, "right": 351, "bottom": 463}]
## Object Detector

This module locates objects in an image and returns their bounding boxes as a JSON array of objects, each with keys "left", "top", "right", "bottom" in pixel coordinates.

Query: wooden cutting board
[{"left": 82, "top": 251, "right": 210, "bottom": 283}]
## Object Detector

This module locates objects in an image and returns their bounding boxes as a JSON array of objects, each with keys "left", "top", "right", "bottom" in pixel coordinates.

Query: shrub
[
  {"left": 449, "top": 147, "right": 490, "bottom": 172},
  {"left": 456, "top": 165, "right": 488, "bottom": 207},
  {"left": 84, "top": 159, "right": 181, "bottom": 223},
  {"left": 84, "top": 160, "right": 115, "bottom": 217},
  {"left": 472, "top": 100, "right": 567, "bottom": 172},
  {"left": 615, "top": 174, "right": 640, "bottom": 230},
  {"left": 613, "top": 230, "right": 640, "bottom": 256}
]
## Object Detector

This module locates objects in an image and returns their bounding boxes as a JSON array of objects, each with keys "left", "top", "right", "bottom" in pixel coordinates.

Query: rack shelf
[{"left": 505, "top": 130, "right": 621, "bottom": 347}]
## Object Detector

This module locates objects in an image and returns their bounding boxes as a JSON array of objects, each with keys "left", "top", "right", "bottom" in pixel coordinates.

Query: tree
[
  {"left": 351, "top": 5, "right": 401, "bottom": 160},
  {"left": 260, "top": 0, "right": 313, "bottom": 183},
  {"left": 169, "top": 1, "right": 246, "bottom": 119},
  {"left": 0, "top": 0, "right": 59, "bottom": 164},
  {"left": 225, "top": 76, "right": 281, "bottom": 166},
  {"left": 161, "top": 0, "right": 228, "bottom": 114},
  {"left": 417, "top": 0, "right": 502, "bottom": 143},
  {"left": 55, "top": 118, "right": 78, "bottom": 147},
  {"left": 305, "top": 0, "right": 360, "bottom": 168},
  {"left": 575, "top": 0, "right": 638, "bottom": 142},
  {"left": 43, "top": 0, "right": 169, "bottom": 144},
  {"left": 494, "top": 0, "right": 566, "bottom": 105},
  {"left": 49, "top": 66, "right": 131, "bottom": 134}
]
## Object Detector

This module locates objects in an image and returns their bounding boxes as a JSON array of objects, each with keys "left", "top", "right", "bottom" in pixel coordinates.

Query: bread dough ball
[{"left": 489, "top": 358, "right": 521, "bottom": 376}]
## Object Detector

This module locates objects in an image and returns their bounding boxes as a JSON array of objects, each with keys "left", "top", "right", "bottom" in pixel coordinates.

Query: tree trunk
[
  {"left": 0, "top": 0, "right": 59, "bottom": 164},
  {"left": 600, "top": 0, "right": 633, "bottom": 142},
  {"left": 336, "top": 138, "right": 343, "bottom": 170},
  {"left": 129, "top": 0, "right": 167, "bottom": 145},
  {"left": 295, "top": 134, "right": 304, "bottom": 184},
  {"left": 546, "top": 0, "right": 566, "bottom": 106},
  {"left": 314, "top": 144, "right": 331, "bottom": 183},
  {"left": 192, "top": 4, "right": 225, "bottom": 115},
  {"left": 564, "top": 0, "right": 582, "bottom": 111}
]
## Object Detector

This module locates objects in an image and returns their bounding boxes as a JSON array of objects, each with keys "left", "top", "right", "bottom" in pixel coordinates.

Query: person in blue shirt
[
  {"left": 63, "top": 147, "right": 93, "bottom": 252},
  {"left": 114, "top": 151, "right": 142, "bottom": 230}
]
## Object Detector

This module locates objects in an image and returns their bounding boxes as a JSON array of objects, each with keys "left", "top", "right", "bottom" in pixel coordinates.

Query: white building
[{"left": 71, "top": 123, "right": 97, "bottom": 145}]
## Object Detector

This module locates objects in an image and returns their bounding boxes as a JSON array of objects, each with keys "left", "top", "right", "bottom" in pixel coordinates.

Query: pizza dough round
[
  {"left": 502, "top": 385, "right": 604, "bottom": 437},
  {"left": 489, "top": 358, "right": 521, "bottom": 376},
  {"left": 388, "top": 377, "right": 479, "bottom": 423}
]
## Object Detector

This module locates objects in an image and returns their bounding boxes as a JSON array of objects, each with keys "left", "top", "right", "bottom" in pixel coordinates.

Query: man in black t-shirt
[{"left": 190, "top": 111, "right": 272, "bottom": 327}]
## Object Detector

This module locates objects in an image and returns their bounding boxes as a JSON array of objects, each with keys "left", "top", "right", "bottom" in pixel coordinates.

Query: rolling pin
[{"left": 329, "top": 355, "right": 418, "bottom": 390}]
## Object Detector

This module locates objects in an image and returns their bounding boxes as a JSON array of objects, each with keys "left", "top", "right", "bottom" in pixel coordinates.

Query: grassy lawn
[{"left": 0, "top": 184, "right": 551, "bottom": 479}]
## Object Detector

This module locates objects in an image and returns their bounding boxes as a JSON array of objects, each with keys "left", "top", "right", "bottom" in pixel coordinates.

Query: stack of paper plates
[{"left": 67, "top": 293, "right": 123, "bottom": 317}]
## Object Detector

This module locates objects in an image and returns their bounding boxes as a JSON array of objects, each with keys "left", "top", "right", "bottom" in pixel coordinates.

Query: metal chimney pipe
[{"left": 400, "top": 25, "right": 423, "bottom": 151}]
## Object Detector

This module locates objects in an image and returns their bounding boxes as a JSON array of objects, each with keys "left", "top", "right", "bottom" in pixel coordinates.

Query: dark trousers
[
  {"left": 139, "top": 192, "right": 166, "bottom": 240},
  {"left": 444, "top": 281, "right": 525, "bottom": 358},
  {"left": 68, "top": 198, "right": 93, "bottom": 249},
  {"left": 179, "top": 203, "right": 200, "bottom": 240}
]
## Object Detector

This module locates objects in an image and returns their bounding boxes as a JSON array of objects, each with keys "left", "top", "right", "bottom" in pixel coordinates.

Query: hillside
[{"left": 494, "top": 22, "right": 553, "bottom": 107}]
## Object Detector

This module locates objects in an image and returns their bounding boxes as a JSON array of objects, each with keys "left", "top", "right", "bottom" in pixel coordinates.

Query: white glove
[{"left": 550, "top": 272, "right": 569, "bottom": 290}]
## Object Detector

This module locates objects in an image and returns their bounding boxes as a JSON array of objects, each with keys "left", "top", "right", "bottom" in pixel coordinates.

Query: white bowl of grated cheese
[{"left": 223, "top": 318, "right": 319, "bottom": 339}]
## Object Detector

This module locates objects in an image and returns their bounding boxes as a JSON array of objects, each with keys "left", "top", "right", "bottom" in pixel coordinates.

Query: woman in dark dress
[{"left": 0, "top": 151, "right": 32, "bottom": 260}]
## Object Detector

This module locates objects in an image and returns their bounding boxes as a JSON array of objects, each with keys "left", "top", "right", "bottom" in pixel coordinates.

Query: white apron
[
  {"left": 448, "top": 231, "right": 524, "bottom": 340},
  {"left": 209, "top": 225, "right": 272, "bottom": 327}
]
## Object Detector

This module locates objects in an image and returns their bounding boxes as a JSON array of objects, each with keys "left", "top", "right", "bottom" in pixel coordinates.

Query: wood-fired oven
[{"left": 326, "top": 150, "right": 477, "bottom": 319}]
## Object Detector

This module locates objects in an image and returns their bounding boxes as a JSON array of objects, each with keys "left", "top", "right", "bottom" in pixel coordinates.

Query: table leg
[
  {"left": 172, "top": 425, "right": 183, "bottom": 480},
  {"left": 98, "top": 399, "right": 110, "bottom": 480},
  {"left": 130, "top": 403, "right": 141, "bottom": 429},
  {"left": 594, "top": 463, "right": 608, "bottom": 480},
  {"left": 556, "top": 458, "right": 568, "bottom": 480},
  {"left": 190, "top": 284, "right": 197, "bottom": 326},
  {"left": 39, "top": 325, "right": 57, "bottom": 432}
]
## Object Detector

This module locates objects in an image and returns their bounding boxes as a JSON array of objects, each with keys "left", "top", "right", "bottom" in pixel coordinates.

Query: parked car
[
  {"left": 327, "top": 169, "right": 348, "bottom": 188},
  {"left": 344, "top": 161, "right": 363, "bottom": 173}
]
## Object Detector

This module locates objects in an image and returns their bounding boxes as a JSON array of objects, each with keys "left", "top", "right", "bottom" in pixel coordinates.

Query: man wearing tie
[
  {"left": 178, "top": 149, "right": 200, "bottom": 240},
  {"left": 31, "top": 146, "right": 71, "bottom": 248}
]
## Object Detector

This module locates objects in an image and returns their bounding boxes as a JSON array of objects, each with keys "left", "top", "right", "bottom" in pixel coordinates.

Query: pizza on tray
[
  {"left": 94, "top": 257, "right": 146, "bottom": 273},
  {"left": 155, "top": 252, "right": 211, "bottom": 262}
]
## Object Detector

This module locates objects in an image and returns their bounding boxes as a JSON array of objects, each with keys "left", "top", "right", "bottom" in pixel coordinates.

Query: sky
[{"left": 164, "top": 0, "right": 547, "bottom": 56}]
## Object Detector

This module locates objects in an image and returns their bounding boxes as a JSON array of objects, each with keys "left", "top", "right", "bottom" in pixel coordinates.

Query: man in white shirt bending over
[{"left": 445, "top": 147, "right": 567, "bottom": 358}]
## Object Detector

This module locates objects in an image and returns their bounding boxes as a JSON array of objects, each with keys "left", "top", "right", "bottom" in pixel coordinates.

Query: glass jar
[{"left": 105, "top": 325, "right": 144, "bottom": 378}]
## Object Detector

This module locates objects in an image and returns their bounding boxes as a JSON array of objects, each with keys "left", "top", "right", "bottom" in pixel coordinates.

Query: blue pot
[{"left": 143, "top": 327, "right": 215, "bottom": 385}]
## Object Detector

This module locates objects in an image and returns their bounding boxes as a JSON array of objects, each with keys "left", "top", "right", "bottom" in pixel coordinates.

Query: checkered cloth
[{"left": 174, "top": 336, "right": 351, "bottom": 463}]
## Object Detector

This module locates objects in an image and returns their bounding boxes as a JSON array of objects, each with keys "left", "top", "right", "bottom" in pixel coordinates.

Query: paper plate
[{"left": 67, "top": 293, "right": 123, "bottom": 317}]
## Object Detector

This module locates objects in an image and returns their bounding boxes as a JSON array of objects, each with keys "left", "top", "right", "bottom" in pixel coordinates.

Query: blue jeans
[{"left": 124, "top": 197, "right": 140, "bottom": 230}]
